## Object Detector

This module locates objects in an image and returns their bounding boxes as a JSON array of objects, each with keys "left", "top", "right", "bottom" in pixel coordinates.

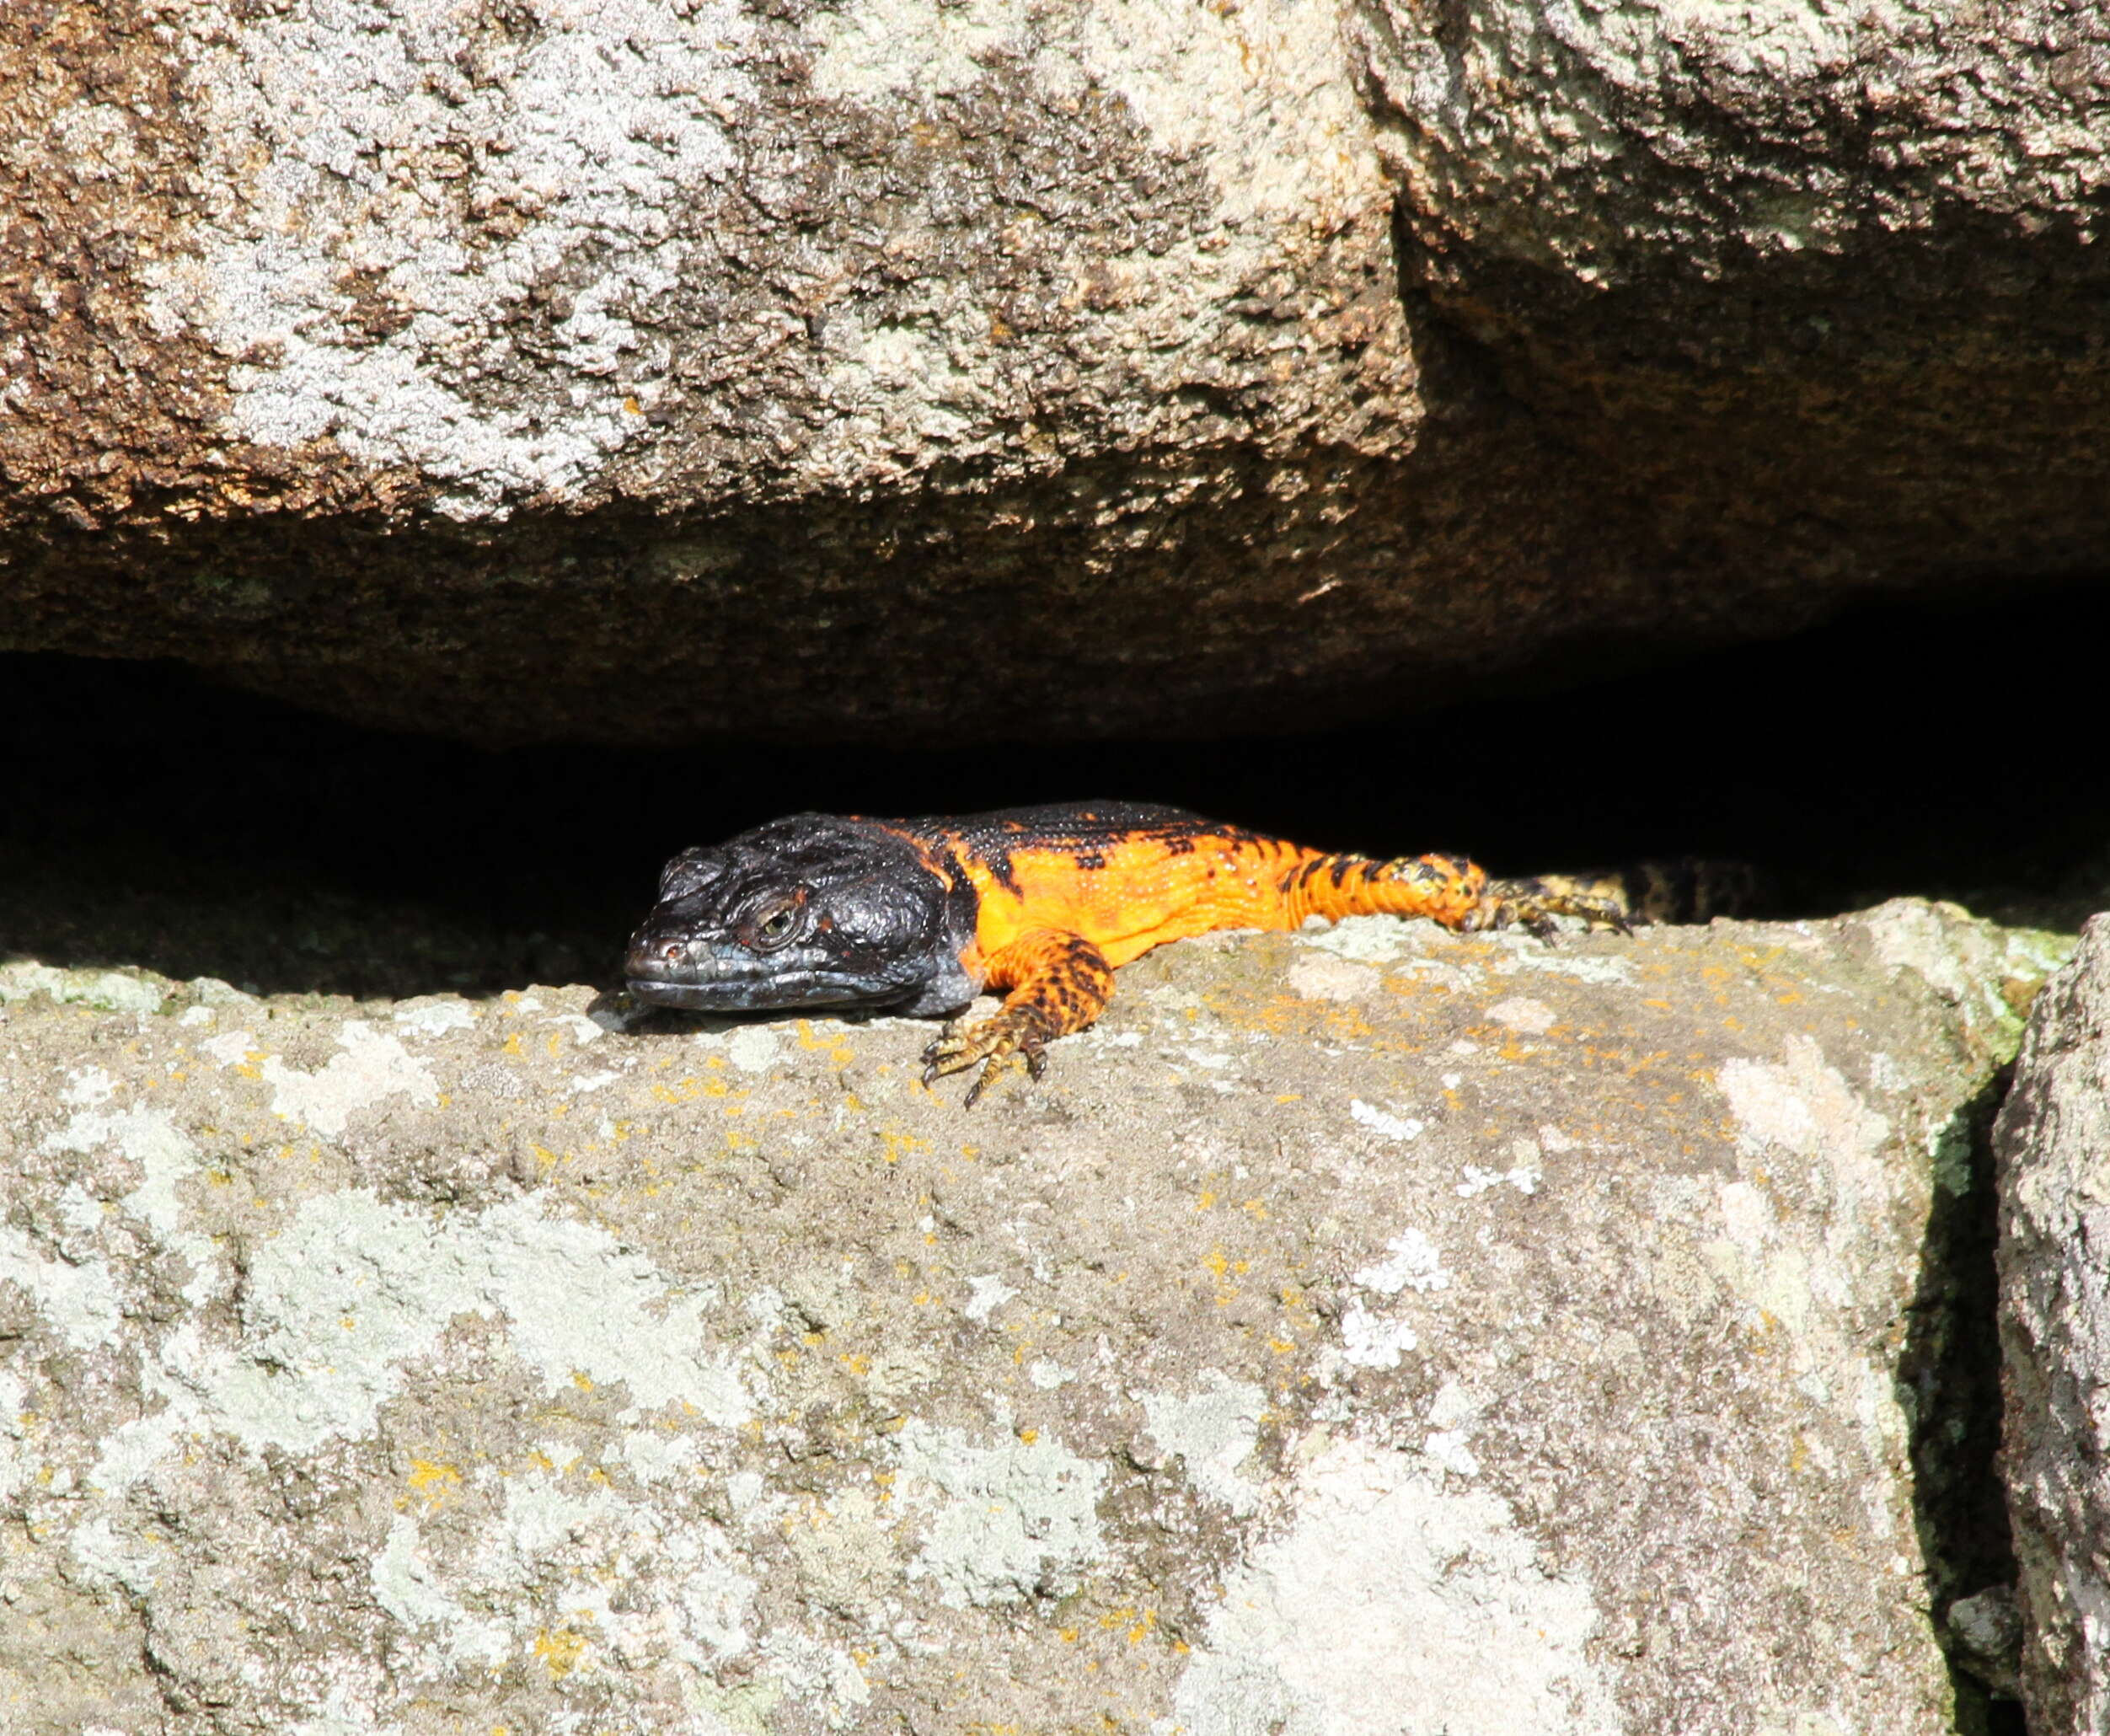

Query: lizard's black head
[{"left": 625, "top": 815, "right": 967, "bottom": 1013}]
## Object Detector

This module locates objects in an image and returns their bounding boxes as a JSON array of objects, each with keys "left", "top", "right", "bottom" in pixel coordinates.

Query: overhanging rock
[
  {"left": 4, "top": 0, "right": 2106, "bottom": 745},
  {"left": 0, "top": 901, "right": 2068, "bottom": 1731}
]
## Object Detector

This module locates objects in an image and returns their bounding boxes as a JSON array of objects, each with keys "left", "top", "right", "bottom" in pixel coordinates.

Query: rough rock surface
[
  {"left": 1996, "top": 914, "right": 2110, "bottom": 1734},
  {"left": 1353, "top": 0, "right": 2110, "bottom": 589},
  {"left": 0, "top": 900, "right": 2067, "bottom": 1733},
  {"left": 3, "top": 0, "right": 2106, "bottom": 745}
]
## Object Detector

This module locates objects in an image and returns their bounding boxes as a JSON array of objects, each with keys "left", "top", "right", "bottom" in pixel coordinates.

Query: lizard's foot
[
  {"left": 1464, "top": 876, "right": 1637, "bottom": 940},
  {"left": 922, "top": 1008, "right": 1053, "bottom": 1106}
]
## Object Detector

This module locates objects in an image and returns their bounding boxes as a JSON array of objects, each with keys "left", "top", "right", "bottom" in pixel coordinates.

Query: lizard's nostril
[{"left": 662, "top": 944, "right": 681, "bottom": 961}]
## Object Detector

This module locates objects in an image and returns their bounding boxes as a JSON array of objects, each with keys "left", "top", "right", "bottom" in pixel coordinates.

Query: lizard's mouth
[{"left": 624, "top": 934, "right": 908, "bottom": 1012}]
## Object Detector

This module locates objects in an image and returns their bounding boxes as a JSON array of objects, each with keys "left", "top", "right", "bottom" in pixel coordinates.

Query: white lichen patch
[
  {"left": 1348, "top": 1099, "right": 1425, "bottom": 1142},
  {"left": 1717, "top": 1036, "right": 1897, "bottom": 1312},
  {"left": 1457, "top": 1161, "right": 1540, "bottom": 1198},
  {"left": 1720, "top": 1037, "right": 1891, "bottom": 1171},
  {"left": 67, "top": 1513, "right": 167, "bottom": 1600},
  {"left": 962, "top": 1273, "right": 1015, "bottom": 1321},
  {"left": 1166, "top": 1438, "right": 1620, "bottom": 1735},
  {"left": 392, "top": 999, "right": 477, "bottom": 1039},
  {"left": 153, "top": 0, "right": 757, "bottom": 518},
  {"left": 893, "top": 1419, "right": 1107, "bottom": 1607},
  {"left": 1338, "top": 1299, "right": 1416, "bottom": 1370},
  {"left": 1352, "top": 1228, "right": 1451, "bottom": 1295},
  {"left": 0, "top": 1226, "right": 122, "bottom": 1352},
  {"left": 1708, "top": 1034, "right": 1916, "bottom": 1468},
  {"left": 372, "top": 1470, "right": 758, "bottom": 1679},
  {"left": 201, "top": 1028, "right": 256, "bottom": 1068},
  {"left": 1285, "top": 954, "right": 1381, "bottom": 1003},
  {"left": 1299, "top": 918, "right": 1417, "bottom": 965},
  {"left": 1487, "top": 995, "right": 1556, "bottom": 1034},
  {"left": 693, "top": 1025, "right": 780, "bottom": 1074},
  {"left": 1489, "top": 936, "right": 1640, "bottom": 987},
  {"left": 806, "top": 0, "right": 1022, "bottom": 100},
  {"left": 94, "top": 1190, "right": 748, "bottom": 1481},
  {"left": 0, "top": 1369, "right": 29, "bottom": 1499},
  {"left": 1423, "top": 1380, "right": 1483, "bottom": 1478},
  {"left": 262, "top": 1021, "right": 439, "bottom": 1138},
  {"left": 372, "top": 1513, "right": 506, "bottom": 1665},
  {"left": 1141, "top": 1371, "right": 1266, "bottom": 1517},
  {"left": 40, "top": 1102, "right": 222, "bottom": 1306},
  {"left": 43, "top": 1106, "right": 197, "bottom": 1240},
  {"left": 59, "top": 1066, "right": 117, "bottom": 1107},
  {"left": 290, "top": 1685, "right": 408, "bottom": 1736}
]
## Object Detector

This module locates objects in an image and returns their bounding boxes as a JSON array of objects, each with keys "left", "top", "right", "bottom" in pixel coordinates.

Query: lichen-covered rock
[
  {"left": 0, "top": 902, "right": 2066, "bottom": 1732},
  {"left": 3, "top": 0, "right": 2106, "bottom": 746},
  {"left": 1996, "top": 914, "right": 2110, "bottom": 1734}
]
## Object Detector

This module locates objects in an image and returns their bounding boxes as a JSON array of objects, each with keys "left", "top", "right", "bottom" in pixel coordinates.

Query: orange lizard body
[{"left": 626, "top": 801, "right": 1717, "bottom": 1101}]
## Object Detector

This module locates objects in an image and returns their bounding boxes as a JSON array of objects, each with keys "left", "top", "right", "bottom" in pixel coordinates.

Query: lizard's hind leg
[
  {"left": 1468, "top": 860, "right": 1762, "bottom": 933},
  {"left": 921, "top": 929, "right": 1115, "bottom": 1105},
  {"left": 1465, "top": 873, "right": 1636, "bottom": 938}
]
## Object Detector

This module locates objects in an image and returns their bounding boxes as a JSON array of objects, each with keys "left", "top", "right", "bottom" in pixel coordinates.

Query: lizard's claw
[
  {"left": 922, "top": 1010, "right": 1052, "bottom": 1106},
  {"left": 1465, "top": 877, "right": 1637, "bottom": 940}
]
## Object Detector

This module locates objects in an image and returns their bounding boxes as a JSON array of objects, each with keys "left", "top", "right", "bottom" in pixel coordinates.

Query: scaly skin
[{"left": 626, "top": 801, "right": 1744, "bottom": 1102}]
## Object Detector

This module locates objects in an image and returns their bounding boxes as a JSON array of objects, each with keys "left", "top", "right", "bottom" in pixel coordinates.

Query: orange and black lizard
[{"left": 625, "top": 802, "right": 1734, "bottom": 1103}]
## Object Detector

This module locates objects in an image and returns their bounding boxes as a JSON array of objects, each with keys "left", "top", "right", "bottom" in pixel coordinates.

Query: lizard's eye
[{"left": 758, "top": 908, "right": 797, "bottom": 943}]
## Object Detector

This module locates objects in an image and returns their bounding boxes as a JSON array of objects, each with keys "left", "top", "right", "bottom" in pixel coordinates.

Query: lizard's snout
[{"left": 624, "top": 921, "right": 721, "bottom": 985}]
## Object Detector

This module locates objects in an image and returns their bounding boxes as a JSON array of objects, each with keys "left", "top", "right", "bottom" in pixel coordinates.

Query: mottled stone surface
[
  {"left": 0, "top": 901, "right": 2068, "bottom": 1732},
  {"left": 1997, "top": 914, "right": 2110, "bottom": 1734},
  {"left": 2, "top": 0, "right": 2105, "bottom": 746}
]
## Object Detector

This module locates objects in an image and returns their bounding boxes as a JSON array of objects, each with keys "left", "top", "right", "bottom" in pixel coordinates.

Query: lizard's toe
[{"left": 921, "top": 1010, "right": 1049, "bottom": 1103}]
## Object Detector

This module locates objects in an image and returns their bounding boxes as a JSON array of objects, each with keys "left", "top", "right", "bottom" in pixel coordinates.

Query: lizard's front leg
[{"left": 921, "top": 929, "right": 1115, "bottom": 1105}]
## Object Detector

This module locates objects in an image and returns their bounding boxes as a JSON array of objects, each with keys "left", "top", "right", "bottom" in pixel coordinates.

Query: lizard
[{"left": 624, "top": 801, "right": 1744, "bottom": 1104}]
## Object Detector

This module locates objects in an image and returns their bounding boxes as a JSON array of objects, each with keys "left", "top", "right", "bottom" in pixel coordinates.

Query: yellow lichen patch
[
  {"left": 794, "top": 1019, "right": 856, "bottom": 1065},
  {"left": 533, "top": 1626, "right": 588, "bottom": 1679},
  {"left": 651, "top": 1075, "right": 731, "bottom": 1103},
  {"left": 1207, "top": 989, "right": 1374, "bottom": 1043},
  {"left": 408, "top": 1459, "right": 463, "bottom": 1507}
]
